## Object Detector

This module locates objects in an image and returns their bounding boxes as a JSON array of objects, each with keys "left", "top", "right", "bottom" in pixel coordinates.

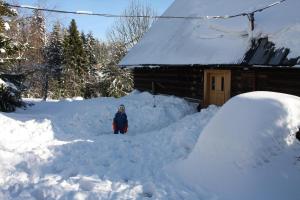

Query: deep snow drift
[
  {"left": 0, "top": 91, "right": 218, "bottom": 199},
  {"left": 173, "top": 92, "right": 300, "bottom": 200}
]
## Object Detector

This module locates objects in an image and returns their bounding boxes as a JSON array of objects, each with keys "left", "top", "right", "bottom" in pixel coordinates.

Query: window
[{"left": 211, "top": 76, "right": 215, "bottom": 90}]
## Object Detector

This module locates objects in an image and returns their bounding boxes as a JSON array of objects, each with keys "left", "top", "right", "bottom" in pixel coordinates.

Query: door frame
[{"left": 203, "top": 69, "right": 231, "bottom": 106}]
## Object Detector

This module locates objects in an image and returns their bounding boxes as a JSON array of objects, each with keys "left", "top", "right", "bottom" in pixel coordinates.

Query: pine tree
[
  {"left": 5, "top": 12, "right": 31, "bottom": 73},
  {"left": 85, "top": 32, "right": 97, "bottom": 71},
  {"left": 63, "top": 19, "right": 87, "bottom": 97},
  {"left": 100, "top": 42, "right": 133, "bottom": 97},
  {"left": 81, "top": 31, "right": 87, "bottom": 48},
  {"left": 0, "top": 0, "right": 18, "bottom": 66},
  {"left": 83, "top": 32, "right": 98, "bottom": 81},
  {"left": 0, "top": 1, "right": 25, "bottom": 112},
  {"left": 81, "top": 31, "right": 90, "bottom": 75},
  {"left": 101, "top": 64, "right": 133, "bottom": 97},
  {"left": 94, "top": 40, "right": 109, "bottom": 67},
  {"left": 43, "top": 22, "right": 64, "bottom": 99}
]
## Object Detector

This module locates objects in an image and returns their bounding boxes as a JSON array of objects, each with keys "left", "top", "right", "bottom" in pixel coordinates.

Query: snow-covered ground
[
  {"left": 0, "top": 91, "right": 218, "bottom": 199},
  {"left": 2, "top": 91, "right": 300, "bottom": 200},
  {"left": 173, "top": 92, "right": 300, "bottom": 200}
]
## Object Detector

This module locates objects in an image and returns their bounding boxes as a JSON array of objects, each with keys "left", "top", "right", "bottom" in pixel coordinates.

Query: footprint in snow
[
  {"left": 123, "top": 139, "right": 131, "bottom": 144},
  {"left": 123, "top": 178, "right": 129, "bottom": 183},
  {"left": 8, "top": 184, "right": 23, "bottom": 198},
  {"left": 79, "top": 179, "right": 96, "bottom": 191},
  {"left": 142, "top": 192, "right": 153, "bottom": 198},
  {"left": 142, "top": 182, "right": 155, "bottom": 198}
]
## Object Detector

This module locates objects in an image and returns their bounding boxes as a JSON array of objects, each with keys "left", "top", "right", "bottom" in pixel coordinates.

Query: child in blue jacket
[{"left": 113, "top": 104, "right": 128, "bottom": 134}]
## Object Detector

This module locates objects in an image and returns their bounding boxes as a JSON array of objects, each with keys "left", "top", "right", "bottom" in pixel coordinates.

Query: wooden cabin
[
  {"left": 120, "top": 0, "right": 300, "bottom": 106},
  {"left": 132, "top": 65, "right": 300, "bottom": 107}
]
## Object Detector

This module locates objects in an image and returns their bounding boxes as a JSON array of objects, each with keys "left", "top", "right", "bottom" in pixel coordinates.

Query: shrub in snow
[
  {"left": 100, "top": 65, "right": 133, "bottom": 98},
  {"left": 0, "top": 76, "right": 25, "bottom": 112}
]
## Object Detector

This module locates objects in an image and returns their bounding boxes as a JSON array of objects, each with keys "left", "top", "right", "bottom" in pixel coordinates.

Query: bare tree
[
  {"left": 107, "top": 0, "right": 156, "bottom": 49},
  {"left": 102, "top": 1, "right": 156, "bottom": 98}
]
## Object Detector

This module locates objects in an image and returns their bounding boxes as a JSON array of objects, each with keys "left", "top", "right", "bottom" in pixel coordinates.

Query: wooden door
[{"left": 204, "top": 70, "right": 231, "bottom": 106}]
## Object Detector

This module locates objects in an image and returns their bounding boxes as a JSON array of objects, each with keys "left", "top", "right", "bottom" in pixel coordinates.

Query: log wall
[
  {"left": 133, "top": 66, "right": 300, "bottom": 102},
  {"left": 231, "top": 68, "right": 300, "bottom": 98},
  {"left": 133, "top": 66, "right": 204, "bottom": 100}
]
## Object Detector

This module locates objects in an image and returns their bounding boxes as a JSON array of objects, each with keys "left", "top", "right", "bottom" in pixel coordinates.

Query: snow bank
[
  {"left": 173, "top": 92, "right": 300, "bottom": 200},
  {"left": 20, "top": 91, "right": 194, "bottom": 138}
]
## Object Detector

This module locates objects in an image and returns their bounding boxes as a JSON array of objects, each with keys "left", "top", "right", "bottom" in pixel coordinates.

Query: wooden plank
[
  {"left": 134, "top": 77, "right": 202, "bottom": 83},
  {"left": 204, "top": 69, "right": 231, "bottom": 106}
]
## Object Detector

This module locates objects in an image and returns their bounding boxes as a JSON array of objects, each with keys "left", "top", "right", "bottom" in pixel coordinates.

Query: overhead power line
[{"left": 5, "top": 0, "right": 286, "bottom": 20}]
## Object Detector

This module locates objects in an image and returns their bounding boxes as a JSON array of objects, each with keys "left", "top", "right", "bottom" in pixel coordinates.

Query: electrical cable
[{"left": 5, "top": 0, "right": 286, "bottom": 20}]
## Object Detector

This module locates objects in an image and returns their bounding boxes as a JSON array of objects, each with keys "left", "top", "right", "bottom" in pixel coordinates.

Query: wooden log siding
[
  {"left": 231, "top": 69, "right": 256, "bottom": 96},
  {"left": 231, "top": 67, "right": 300, "bottom": 98},
  {"left": 133, "top": 67, "right": 204, "bottom": 100},
  {"left": 133, "top": 66, "right": 300, "bottom": 103},
  {"left": 255, "top": 69, "right": 300, "bottom": 96}
]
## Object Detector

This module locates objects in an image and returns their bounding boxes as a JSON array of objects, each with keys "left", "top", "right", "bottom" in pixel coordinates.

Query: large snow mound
[
  {"left": 120, "top": 0, "right": 300, "bottom": 66},
  {"left": 173, "top": 91, "right": 300, "bottom": 200}
]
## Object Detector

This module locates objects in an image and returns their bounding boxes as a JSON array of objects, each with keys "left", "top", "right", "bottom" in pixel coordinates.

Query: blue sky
[{"left": 8, "top": 0, "right": 174, "bottom": 40}]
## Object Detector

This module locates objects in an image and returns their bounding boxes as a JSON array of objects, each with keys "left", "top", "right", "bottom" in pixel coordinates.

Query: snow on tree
[
  {"left": 81, "top": 31, "right": 103, "bottom": 98},
  {"left": 84, "top": 32, "right": 98, "bottom": 75},
  {"left": 0, "top": 74, "right": 25, "bottom": 112},
  {"left": 101, "top": 64, "right": 133, "bottom": 98},
  {"left": 0, "top": 1, "right": 25, "bottom": 112},
  {"left": 63, "top": 19, "right": 88, "bottom": 97},
  {"left": 43, "top": 22, "right": 64, "bottom": 100},
  {"left": 22, "top": 9, "right": 47, "bottom": 98},
  {"left": 100, "top": 42, "right": 133, "bottom": 98},
  {"left": 0, "top": 1, "right": 18, "bottom": 66}
]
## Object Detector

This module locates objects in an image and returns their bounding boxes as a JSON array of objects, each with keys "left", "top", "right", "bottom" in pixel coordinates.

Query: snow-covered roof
[{"left": 120, "top": 0, "right": 300, "bottom": 66}]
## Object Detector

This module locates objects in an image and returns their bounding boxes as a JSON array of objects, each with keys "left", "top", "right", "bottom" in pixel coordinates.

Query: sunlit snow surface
[
  {"left": 173, "top": 91, "right": 300, "bottom": 200},
  {"left": 2, "top": 91, "right": 300, "bottom": 199},
  {"left": 0, "top": 91, "right": 218, "bottom": 199}
]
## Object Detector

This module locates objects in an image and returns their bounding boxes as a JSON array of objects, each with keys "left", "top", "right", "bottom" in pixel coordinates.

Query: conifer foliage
[
  {"left": 100, "top": 42, "right": 133, "bottom": 98},
  {"left": 43, "top": 22, "right": 64, "bottom": 99},
  {"left": 0, "top": 0, "right": 25, "bottom": 112},
  {"left": 0, "top": 0, "right": 154, "bottom": 107},
  {"left": 63, "top": 19, "right": 87, "bottom": 97},
  {"left": 0, "top": 0, "right": 18, "bottom": 64}
]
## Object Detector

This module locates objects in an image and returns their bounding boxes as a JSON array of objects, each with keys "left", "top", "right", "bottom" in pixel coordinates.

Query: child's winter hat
[{"left": 118, "top": 104, "right": 125, "bottom": 112}]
